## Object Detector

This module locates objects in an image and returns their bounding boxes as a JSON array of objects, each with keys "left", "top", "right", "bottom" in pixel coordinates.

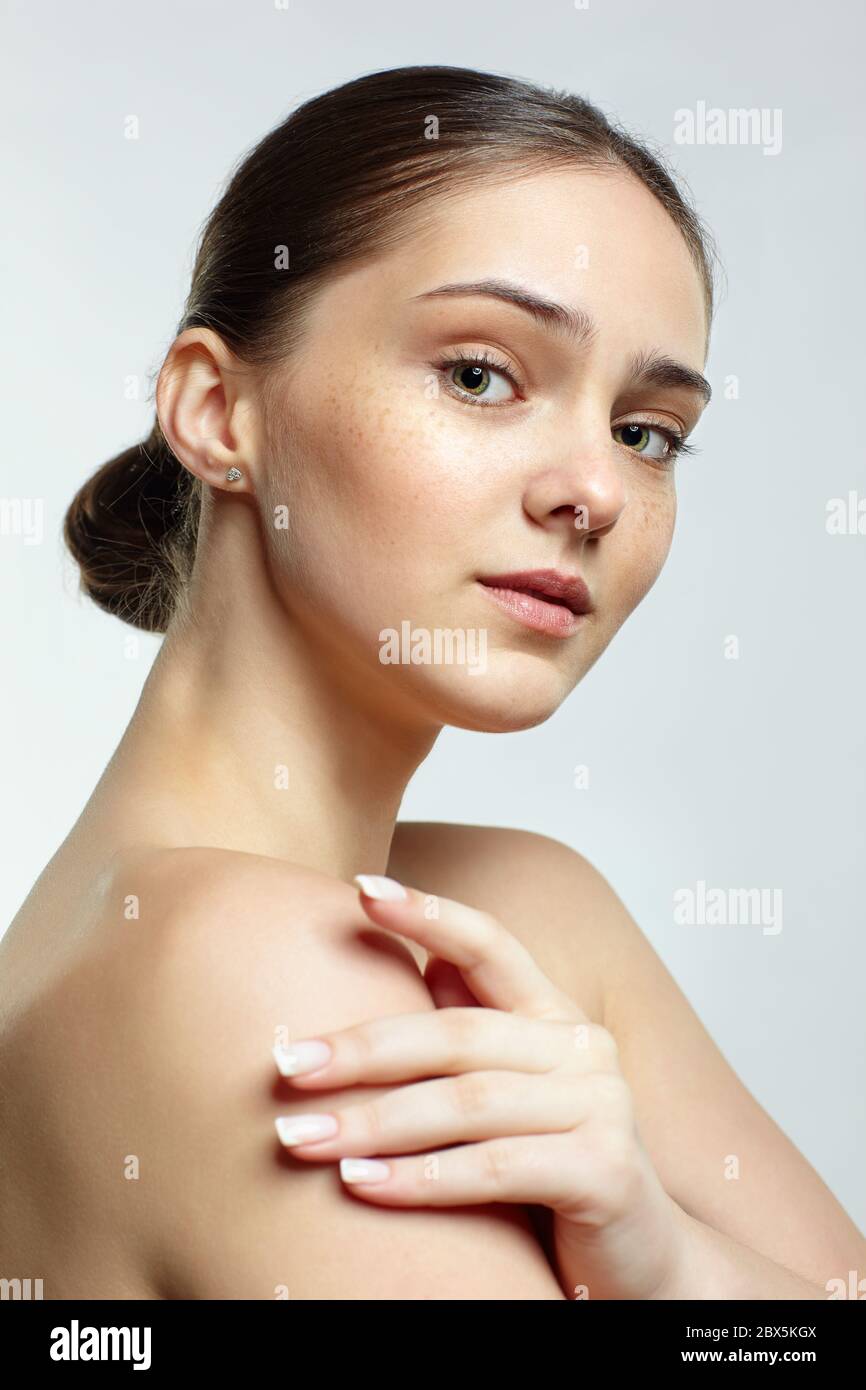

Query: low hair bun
[{"left": 63, "top": 423, "right": 200, "bottom": 633}]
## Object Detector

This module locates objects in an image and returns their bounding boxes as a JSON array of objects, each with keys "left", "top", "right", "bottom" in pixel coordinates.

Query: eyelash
[{"left": 430, "top": 348, "right": 701, "bottom": 466}]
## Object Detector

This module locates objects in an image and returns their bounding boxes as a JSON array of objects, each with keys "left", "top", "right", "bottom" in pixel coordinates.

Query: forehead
[{"left": 363, "top": 166, "right": 709, "bottom": 366}]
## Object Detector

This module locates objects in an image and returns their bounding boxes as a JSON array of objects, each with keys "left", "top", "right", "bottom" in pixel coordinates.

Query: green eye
[
  {"left": 613, "top": 421, "right": 684, "bottom": 463},
  {"left": 433, "top": 349, "right": 520, "bottom": 407},
  {"left": 616, "top": 423, "right": 651, "bottom": 451},
  {"left": 454, "top": 363, "right": 490, "bottom": 396}
]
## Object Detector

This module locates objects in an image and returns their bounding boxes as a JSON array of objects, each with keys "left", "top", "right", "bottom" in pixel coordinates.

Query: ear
[{"left": 155, "top": 326, "right": 253, "bottom": 493}]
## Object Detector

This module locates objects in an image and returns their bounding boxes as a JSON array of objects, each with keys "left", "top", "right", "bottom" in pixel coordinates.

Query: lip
[{"left": 476, "top": 568, "right": 593, "bottom": 638}]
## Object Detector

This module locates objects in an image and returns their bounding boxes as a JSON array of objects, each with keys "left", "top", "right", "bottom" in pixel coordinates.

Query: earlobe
[{"left": 202, "top": 458, "right": 249, "bottom": 491}]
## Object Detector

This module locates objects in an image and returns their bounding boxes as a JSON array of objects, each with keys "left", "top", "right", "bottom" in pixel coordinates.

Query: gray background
[{"left": 2, "top": 0, "right": 864, "bottom": 1234}]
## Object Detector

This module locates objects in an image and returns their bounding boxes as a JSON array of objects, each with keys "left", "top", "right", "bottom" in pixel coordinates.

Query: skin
[
  {"left": 281, "top": 875, "right": 688, "bottom": 1301},
  {"left": 1, "top": 166, "right": 863, "bottom": 1298},
  {"left": 274, "top": 879, "right": 836, "bottom": 1299}
]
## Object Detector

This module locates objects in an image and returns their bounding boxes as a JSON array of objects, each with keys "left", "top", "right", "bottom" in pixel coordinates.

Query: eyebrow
[{"left": 410, "top": 278, "right": 712, "bottom": 405}]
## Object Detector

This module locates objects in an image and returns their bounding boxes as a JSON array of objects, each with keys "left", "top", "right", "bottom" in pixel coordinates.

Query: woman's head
[{"left": 64, "top": 64, "right": 717, "bottom": 733}]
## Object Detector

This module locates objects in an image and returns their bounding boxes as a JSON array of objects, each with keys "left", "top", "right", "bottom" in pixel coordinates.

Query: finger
[
  {"left": 424, "top": 955, "right": 478, "bottom": 1009},
  {"left": 353, "top": 875, "right": 586, "bottom": 1023},
  {"left": 336, "top": 1129, "right": 597, "bottom": 1212},
  {"left": 277, "top": 1069, "right": 610, "bottom": 1158},
  {"left": 274, "top": 1007, "right": 605, "bottom": 1089}
]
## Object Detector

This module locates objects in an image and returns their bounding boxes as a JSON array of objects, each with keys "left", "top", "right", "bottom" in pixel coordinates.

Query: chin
[
  {"left": 413, "top": 656, "right": 578, "bottom": 734},
  {"left": 449, "top": 702, "right": 564, "bottom": 735}
]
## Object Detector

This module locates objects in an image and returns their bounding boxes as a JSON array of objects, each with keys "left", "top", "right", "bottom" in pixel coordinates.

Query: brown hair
[{"left": 63, "top": 64, "right": 720, "bottom": 633}]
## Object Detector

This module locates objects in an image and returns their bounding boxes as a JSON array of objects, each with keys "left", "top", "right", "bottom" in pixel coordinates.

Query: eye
[
  {"left": 431, "top": 349, "right": 521, "bottom": 407},
  {"left": 612, "top": 420, "right": 689, "bottom": 464}
]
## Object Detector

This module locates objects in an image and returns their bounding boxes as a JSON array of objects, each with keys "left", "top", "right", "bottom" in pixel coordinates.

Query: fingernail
[
  {"left": 275, "top": 1114, "right": 339, "bottom": 1146},
  {"left": 353, "top": 874, "right": 407, "bottom": 901},
  {"left": 273, "top": 1040, "right": 332, "bottom": 1077},
  {"left": 340, "top": 1157, "right": 391, "bottom": 1183}
]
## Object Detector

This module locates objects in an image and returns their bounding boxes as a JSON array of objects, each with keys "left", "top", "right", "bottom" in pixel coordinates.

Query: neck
[{"left": 82, "top": 497, "right": 441, "bottom": 884}]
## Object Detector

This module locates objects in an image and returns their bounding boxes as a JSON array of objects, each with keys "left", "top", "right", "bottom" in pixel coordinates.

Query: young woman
[{"left": 1, "top": 65, "right": 862, "bottom": 1301}]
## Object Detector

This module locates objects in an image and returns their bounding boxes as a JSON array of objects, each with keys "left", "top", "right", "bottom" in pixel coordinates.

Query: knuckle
[
  {"left": 593, "top": 1127, "right": 641, "bottom": 1213},
  {"left": 533, "top": 998, "right": 571, "bottom": 1024},
  {"left": 588, "top": 1071, "right": 632, "bottom": 1115},
  {"left": 347, "top": 1020, "right": 381, "bottom": 1069},
  {"left": 450, "top": 1068, "right": 495, "bottom": 1118},
  {"left": 566, "top": 1021, "right": 618, "bottom": 1063},
  {"left": 601, "top": 1123, "right": 636, "bottom": 1171},
  {"left": 481, "top": 1137, "right": 514, "bottom": 1191},
  {"left": 589, "top": 1023, "right": 620, "bottom": 1064},
  {"left": 356, "top": 1096, "right": 385, "bottom": 1148},
  {"left": 440, "top": 1007, "right": 481, "bottom": 1070},
  {"left": 473, "top": 910, "right": 504, "bottom": 947},
  {"left": 565, "top": 1020, "right": 594, "bottom": 1056}
]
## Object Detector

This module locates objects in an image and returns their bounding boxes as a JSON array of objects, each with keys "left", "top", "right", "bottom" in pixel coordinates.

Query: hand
[{"left": 272, "top": 874, "right": 685, "bottom": 1300}]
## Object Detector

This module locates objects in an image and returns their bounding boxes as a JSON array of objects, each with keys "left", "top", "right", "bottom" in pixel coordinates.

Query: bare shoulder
[
  {"left": 102, "top": 843, "right": 397, "bottom": 965},
  {"left": 85, "top": 844, "right": 566, "bottom": 1300},
  {"left": 388, "top": 821, "right": 617, "bottom": 1024}
]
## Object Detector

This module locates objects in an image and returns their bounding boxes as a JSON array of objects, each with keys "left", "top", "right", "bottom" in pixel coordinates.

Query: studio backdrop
[{"left": 2, "top": 0, "right": 864, "bottom": 1235}]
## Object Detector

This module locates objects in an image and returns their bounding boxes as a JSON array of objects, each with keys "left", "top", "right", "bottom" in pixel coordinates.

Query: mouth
[{"left": 476, "top": 569, "right": 593, "bottom": 638}]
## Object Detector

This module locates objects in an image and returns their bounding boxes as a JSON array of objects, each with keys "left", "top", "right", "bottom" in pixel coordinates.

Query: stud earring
[{"left": 225, "top": 467, "right": 243, "bottom": 483}]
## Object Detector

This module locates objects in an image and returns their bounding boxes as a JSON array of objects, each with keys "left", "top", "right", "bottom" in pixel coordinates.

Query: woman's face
[{"left": 260, "top": 165, "right": 710, "bottom": 732}]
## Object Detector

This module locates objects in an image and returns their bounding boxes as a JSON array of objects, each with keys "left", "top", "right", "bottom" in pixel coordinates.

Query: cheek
[
  {"left": 264, "top": 382, "right": 474, "bottom": 623},
  {"left": 299, "top": 384, "right": 474, "bottom": 538},
  {"left": 615, "top": 481, "right": 677, "bottom": 609}
]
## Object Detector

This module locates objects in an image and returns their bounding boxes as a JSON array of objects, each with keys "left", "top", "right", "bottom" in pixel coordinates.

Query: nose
[{"left": 523, "top": 435, "right": 628, "bottom": 539}]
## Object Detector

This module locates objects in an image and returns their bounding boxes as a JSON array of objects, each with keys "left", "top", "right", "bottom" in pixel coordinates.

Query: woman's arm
[
  {"left": 646, "top": 1198, "right": 828, "bottom": 1299},
  {"left": 114, "top": 848, "right": 568, "bottom": 1299}
]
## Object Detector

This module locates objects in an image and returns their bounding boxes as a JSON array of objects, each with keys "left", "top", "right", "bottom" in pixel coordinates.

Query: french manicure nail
[
  {"left": 340, "top": 1157, "right": 391, "bottom": 1183},
  {"left": 272, "top": 1040, "right": 332, "bottom": 1077},
  {"left": 353, "top": 874, "right": 407, "bottom": 901},
  {"left": 275, "top": 1114, "right": 339, "bottom": 1146}
]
